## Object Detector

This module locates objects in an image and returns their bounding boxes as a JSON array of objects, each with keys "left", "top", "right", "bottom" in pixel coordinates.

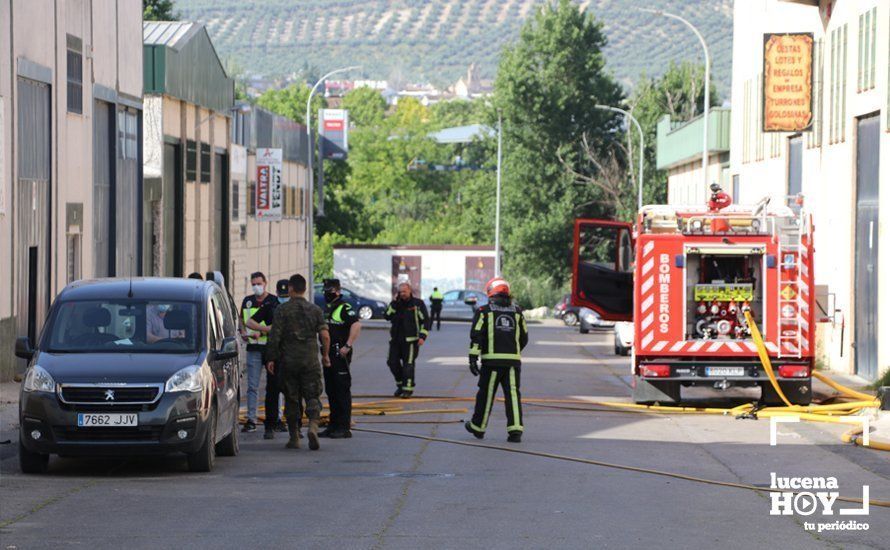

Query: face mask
[
  {"left": 252, "top": 284, "right": 265, "bottom": 297},
  {"left": 278, "top": 297, "right": 290, "bottom": 304},
  {"left": 324, "top": 291, "right": 338, "bottom": 303},
  {"left": 157, "top": 304, "right": 171, "bottom": 313}
]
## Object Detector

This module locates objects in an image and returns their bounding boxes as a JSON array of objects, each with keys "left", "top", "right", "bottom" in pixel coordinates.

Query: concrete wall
[
  {"left": 729, "top": 0, "right": 889, "bottom": 378},
  {"left": 666, "top": 153, "right": 730, "bottom": 206},
  {"left": 0, "top": 0, "right": 143, "bottom": 381},
  {"left": 334, "top": 247, "right": 497, "bottom": 303}
]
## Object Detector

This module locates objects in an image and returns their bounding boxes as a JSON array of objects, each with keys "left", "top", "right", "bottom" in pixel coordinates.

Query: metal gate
[
  {"left": 162, "top": 142, "right": 183, "bottom": 276},
  {"left": 115, "top": 107, "right": 139, "bottom": 276},
  {"left": 15, "top": 78, "right": 51, "bottom": 346},
  {"left": 854, "top": 114, "right": 880, "bottom": 380}
]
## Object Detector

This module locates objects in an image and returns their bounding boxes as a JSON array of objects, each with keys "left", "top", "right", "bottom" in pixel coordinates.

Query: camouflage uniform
[{"left": 265, "top": 297, "right": 328, "bottom": 431}]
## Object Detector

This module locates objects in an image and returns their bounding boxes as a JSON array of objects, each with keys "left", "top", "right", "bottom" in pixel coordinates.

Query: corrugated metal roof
[{"left": 143, "top": 21, "right": 201, "bottom": 51}]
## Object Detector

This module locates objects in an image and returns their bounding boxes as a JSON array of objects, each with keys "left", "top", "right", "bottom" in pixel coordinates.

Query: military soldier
[
  {"left": 265, "top": 274, "right": 331, "bottom": 450},
  {"left": 320, "top": 279, "right": 362, "bottom": 439},
  {"left": 465, "top": 278, "right": 529, "bottom": 443}
]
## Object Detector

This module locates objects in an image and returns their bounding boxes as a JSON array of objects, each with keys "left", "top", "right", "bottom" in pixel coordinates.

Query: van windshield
[{"left": 43, "top": 299, "right": 201, "bottom": 354}]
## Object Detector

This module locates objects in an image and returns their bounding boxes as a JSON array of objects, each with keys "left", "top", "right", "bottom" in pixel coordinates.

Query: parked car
[
  {"left": 313, "top": 285, "right": 387, "bottom": 320},
  {"left": 578, "top": 307, "right": 615, "bottom": 334},
  {"left": 614, "top": 321, "right": 634, "bottom": 356},
  {"left": 16, "top": 278, "right": 242, "bottom": 474},
  {"left": 553, "top": 293, "right": 580, "bottom": 326},
  {"left": 439, "top": 289, "right": 488, "bottom": 320}
]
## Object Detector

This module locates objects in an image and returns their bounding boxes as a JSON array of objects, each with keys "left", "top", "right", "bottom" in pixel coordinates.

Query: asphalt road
[{"left": 1, "top": 321, "right": 888, "bottom": 549}]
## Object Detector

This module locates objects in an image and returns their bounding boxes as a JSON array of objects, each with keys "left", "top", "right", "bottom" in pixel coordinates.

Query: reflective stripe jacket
[
  {"left": 385, "top": 297, "right": 431, "bottom": 342},
  {"left": 469, "top": 303, "right": 529, "bottom": 367}
]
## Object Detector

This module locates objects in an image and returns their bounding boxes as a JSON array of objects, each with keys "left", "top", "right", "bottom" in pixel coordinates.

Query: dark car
[
  {"left": 313, "top": 284, "right": 387, "bottom": 320},
  {"left": 438, "top": 289, "right": 488, "bottom": 320},
  {"left": 553, "top": 293, "right": 580, "bottom": 326},
  {"left": 16, "top": 278, "right": 243, "bottom": 474}
]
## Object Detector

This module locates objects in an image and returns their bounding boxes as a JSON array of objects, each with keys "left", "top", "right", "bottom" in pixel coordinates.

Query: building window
[
  {"left": 67, "top": 234, "right": 81, "bottom": 283},
  {"left": 232, "top": 181, "right": 240, "bottom": 220},
  {"left": 66, "top": 35, "right": 82, "bottom": 114},
  {"left": 298, "top": 188, "right": 304, "bottom": 217},
  {"left": 186, "top": 140, "right": 197, "bottom": 181},
  {"left": 117, "top": 109, "right": 138, "bottom": 160},
  {"left": 857, "top": 8, "right": 877, "bottom": 92},
  {"left": 200, "top": 143, "right": 211, "bottom": 183},
  {"left": 808, "top": 39, "right": 824, "bottom": 149},
  {"left": 248, "top": 181, "right": 256, "bottom": 216},
  {"left": 829, "top": 24, "right": 848, "bottom": 144}
]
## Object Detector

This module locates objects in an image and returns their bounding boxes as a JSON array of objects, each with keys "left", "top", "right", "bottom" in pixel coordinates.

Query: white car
[
  {"left": 614, "top": 321, "right": 634, "bottom": 356},
  {"left": 578, "top": 307, "right": 615, "bottom": 333}
]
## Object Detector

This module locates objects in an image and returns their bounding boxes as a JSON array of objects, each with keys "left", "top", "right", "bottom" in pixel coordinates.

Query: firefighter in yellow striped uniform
[
  {"left": 465, "top": 278, "right": 529, "bottom": 443},
  {"left": 385, "top": 282, "right": 431, "bottom": 398}
]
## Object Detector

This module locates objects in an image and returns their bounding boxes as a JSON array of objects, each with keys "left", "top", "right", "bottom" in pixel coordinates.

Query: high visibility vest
[
  {"left": 430, "top": 290, "right": 444, "bottom": 301},
  {"left": 242, "top": 305, "right": 269, "bottom": 345}
]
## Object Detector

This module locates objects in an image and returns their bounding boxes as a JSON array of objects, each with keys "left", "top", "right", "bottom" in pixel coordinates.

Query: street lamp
[
  {"left": 306, "top": 65, "right": 360, "bottom": 286},
  {"left": 494, "top": 112, "right": 503, "bottom": 277},
  {"left": 640, "top": 7, "right": 711, "bottom": 192},
  {"left": 595, "top": 104, "right": 645, "bottom": 211}
]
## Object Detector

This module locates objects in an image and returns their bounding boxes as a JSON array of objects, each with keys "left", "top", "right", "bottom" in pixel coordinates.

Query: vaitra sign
[
  {"left": 762, "top": 33, "right": 814, "bottom": 132},
  {"left": 255, "top": 148, "right": 282, "bottom": 221}
]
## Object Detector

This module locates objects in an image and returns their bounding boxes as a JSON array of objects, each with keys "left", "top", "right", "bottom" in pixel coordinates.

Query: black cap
[
  {"left": 323, "top": 278, "right": 340, "bottom": 292},
  {"left": 276, "top": 279, "right": 289, "bottom": 297}
]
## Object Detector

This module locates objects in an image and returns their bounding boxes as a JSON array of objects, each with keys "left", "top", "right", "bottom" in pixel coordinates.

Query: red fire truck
[{"left": 572, "top": 186, "right": 815, "bottom": 405}]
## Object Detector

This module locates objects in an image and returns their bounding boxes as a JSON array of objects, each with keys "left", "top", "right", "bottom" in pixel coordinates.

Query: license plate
[
  {"left": 705, "top": 367, "right": 746, "bottom": 377},
  {"left": 77, "top": 413, "right": 138, "bottom": 427}
]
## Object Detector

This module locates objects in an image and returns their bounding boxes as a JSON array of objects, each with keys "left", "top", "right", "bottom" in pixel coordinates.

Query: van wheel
[
  {"left": 621, "top": 347, "right": 630, "bottom": 357},
  {"left": 215, "top": 405, "right": 240, "bottom": 457},
  {"left": 358, "top": 306, "right": 373, "bottom": 320},
  {"left": 563, "top": 312, "right": 578, "bottom": 326},
  {"left": 188, "top": 408, "right": 217, "bottom": 472},
  {"left": 19, "top": 438, "right": 49, "bottom": 474}
]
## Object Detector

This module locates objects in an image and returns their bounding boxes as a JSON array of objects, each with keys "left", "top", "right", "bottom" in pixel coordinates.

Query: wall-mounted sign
[
  {"left": 762, "top": 32, "right": 814, "bottom": 132},
  {"left": 255, "top": 148, "right": 282, "bottom": 221},
  {"left": 319, "top": 109, "right": 349, "bottom": 160}
]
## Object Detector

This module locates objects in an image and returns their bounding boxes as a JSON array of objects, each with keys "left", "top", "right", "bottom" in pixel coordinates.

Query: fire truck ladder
[{"left": 776, "top": 208, "right": 804, "bottom": 359}]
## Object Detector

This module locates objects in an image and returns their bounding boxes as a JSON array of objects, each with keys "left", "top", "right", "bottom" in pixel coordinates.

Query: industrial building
[
  {"left": 729, "top": 0, "right": 889, "bottom": 380},
  {"left": 0, "top": 0, "right": 144, "bottom": 380}
]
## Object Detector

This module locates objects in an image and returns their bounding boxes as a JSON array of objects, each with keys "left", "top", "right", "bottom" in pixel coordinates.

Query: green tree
[
  {"left": 143, "top": 0, "right": 178, "bottom": 21},
  {"left": 340, "top": 87, "right": 387, "bottom": 128},
  {"left": 256, "top": 83, "right": 326, "bottom": 125},
  {"left": 494, "top": 0, "right": 625, "bottom": 290}
]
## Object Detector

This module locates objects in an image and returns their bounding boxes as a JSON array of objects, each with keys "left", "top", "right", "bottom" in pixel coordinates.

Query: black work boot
[
  {"left": 263, "top": 427, "right": 274, "bottom": 440},
  {"left": 393, "top": 387, "right": 404, "bottom": 397},
  {"left": 465, "top": 421, "right": 484, "bottom": 440},
  {"left": 507, "top": 431, "right": 522, "bottom": 443}
]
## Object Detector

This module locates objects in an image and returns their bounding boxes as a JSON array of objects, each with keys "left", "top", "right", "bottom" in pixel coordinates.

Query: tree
[
  {"left": 493, "top": 0, "right": 625, "bottom": 291},
  {"left": 256, "top": 84, "right": 326, "bottom": 125},
  {"left": 340, "top": 87, "right": 387, "bottom": 128},
  {"left": 143, "top": 0, "right": 178, "bottom": 21}
]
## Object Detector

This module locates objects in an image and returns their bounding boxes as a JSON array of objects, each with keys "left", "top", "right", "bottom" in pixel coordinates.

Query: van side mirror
[
  {"left": 213, "top": 336, "right": 239, "bottom": 360},
  {"left": 14, "top": 337, "right": 34, "bottom": 360}
]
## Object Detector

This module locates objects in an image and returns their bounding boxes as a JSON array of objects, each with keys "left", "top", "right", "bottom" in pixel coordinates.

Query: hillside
[{"left": 177, "top": 0, "right": 733, "bottom": 96}]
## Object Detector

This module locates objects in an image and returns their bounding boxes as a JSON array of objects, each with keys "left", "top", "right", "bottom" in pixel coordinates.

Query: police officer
[
  {"left": 321, "top": 279, "right": 362, "bottom": 439},
  {"left": 429, "top": 287, "right": 444, "bottom": 331},
  {"left": 265, "top": 274, "right": 330, "bottom": 450},
  {"left": 385, "top": 282, "right": 431, "bottom": 398},
  {"left": 240, "top": 272, "right": 279, "bottom": 432},
  {"left": 465, "top": 278, "right": 529, "bottom": 443},
  {"left": 250, "top": 279, "right": 292, "bottom": 439}
]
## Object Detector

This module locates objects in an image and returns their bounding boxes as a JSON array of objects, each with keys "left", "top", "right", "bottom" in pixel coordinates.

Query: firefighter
[
  {"left": 429, "top": 287, "right": 444, "bottom": 331},
  {"left": 465, "top": 278, "right": 529, "bottom": 443},
  {"left": 321, "top": 278, "right": 362, "bottom": 439},
  {"left": 385, "top": 282, "right": 431, "bottom": 398},
  {"left": 265, "top": 274, "right": 330, "bottom": 450}
]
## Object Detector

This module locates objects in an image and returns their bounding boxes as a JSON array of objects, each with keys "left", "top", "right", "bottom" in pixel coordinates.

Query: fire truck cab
[{"left": 573, "top": 190, "right": 815, "bottom": 405}]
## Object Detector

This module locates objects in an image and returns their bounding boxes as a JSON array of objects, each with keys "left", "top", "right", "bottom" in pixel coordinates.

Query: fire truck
[{"left": 572, "top": 185, "right": 815, "bottom": 405}]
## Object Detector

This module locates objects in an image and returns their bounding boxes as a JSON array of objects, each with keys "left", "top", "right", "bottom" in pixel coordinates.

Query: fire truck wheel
[
  {"left": 632, "top": 377, "right": 681, "bottom": 405},
  {"left": 760, "top": 380, "right": 813, "bottom": 406}
]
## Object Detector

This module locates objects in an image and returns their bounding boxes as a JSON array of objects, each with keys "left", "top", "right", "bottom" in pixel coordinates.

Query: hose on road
[{"left": 352, "top": 426, "right": 890, "bottom": 509}]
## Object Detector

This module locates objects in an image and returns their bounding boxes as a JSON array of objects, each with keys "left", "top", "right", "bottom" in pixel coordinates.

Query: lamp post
[
  {"left": 640, "top": 8, "right": 711, "bottom": 192},
  {"left": 305, "top": 65, "right": 360, "bottom": 287},
  {"left": 494, "top": 112, "right": 503, "bottom": 276},
  {"left": 595, "top": 104, "right": 645, "bottom": 211}
]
